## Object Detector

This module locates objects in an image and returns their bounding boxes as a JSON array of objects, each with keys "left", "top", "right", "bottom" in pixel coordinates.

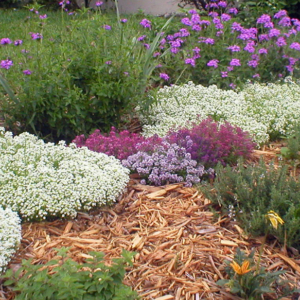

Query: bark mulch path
[{"left": 1, "top": 147, "right": 300, "bottom": 300}]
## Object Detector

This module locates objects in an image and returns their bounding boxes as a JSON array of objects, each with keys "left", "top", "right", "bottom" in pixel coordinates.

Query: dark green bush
[
  {"left": 4, "top": 247, "right": 139, "bottom": 300},
  {"left": 200, "top": 159, "right": 300, "bottom": 249}
]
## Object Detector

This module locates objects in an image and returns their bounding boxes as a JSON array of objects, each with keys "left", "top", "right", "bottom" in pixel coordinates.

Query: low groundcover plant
[
  {"left": 139, "top": 80, "right": 300, "bottom": 145},
  {"left": 0, "top": 206, "right": 22, "bottom": 273},
  {"left": 0, "top": 128, "right": 130, "bottom": 221}
]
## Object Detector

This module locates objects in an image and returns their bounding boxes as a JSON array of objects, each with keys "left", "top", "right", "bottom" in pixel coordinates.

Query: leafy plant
[
  {"left": 217, "top": 248, "right": 296, "bottom": 299},
  {"left": 4, "top": 247, "right": 139, "bottom": 300},
  {"left": 200, "top": 158, "right": 300, "bottom": 249}
]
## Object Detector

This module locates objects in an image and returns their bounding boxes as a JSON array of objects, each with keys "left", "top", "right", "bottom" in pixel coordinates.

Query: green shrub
[
  {"left": 200, "top": 159, "right": 300, "bottom": 249},
  {"left": 4, "top": 247, "right": 139, "bottom": 300}
]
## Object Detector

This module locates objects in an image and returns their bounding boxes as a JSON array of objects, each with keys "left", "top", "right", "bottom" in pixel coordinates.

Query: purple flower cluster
[
  {"left": 166, "top": 118, "right": 256, "bottom": 168},
  {"left": 122, "top": 141, "right": 206, "bottom": 187},
  {"left": 72, "top": 127, "right": 162, "bottom": 160},
  {"left": 0, "top": 60, "right": 13, "bottom": 70},
  {"left": 140, "top": 18, "right": 151, "bottom": 29}
]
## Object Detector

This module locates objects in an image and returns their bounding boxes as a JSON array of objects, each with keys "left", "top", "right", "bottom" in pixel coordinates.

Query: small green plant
[
  {"left": 200, "top": 158, "right": 300, "bottom": 249},
  {"left": 217, "top": 248, "right": 295, "bottom": 300},
  {"left": 4, "top": 247, "right": 139, "bottom": 300}
]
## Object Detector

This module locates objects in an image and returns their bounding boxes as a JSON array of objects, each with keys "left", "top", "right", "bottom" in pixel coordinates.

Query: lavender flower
[
  {"left": 121, "top": 18, "right": 127, "bottom": 23},
  {"left": 274, "top": 10, "right": 287, "bottom": 19},
  {"left": 137, "top": 35, "right": 146, "bottom": 41},
  {"left": 221, "top": 13, "right": 231, "bottom": 22},
  {"left": 105, "top": 60, "right": 112, "bottom": 65},
  {"left": 248, "top": 60, "right": 259, "bottom": 68},
  {"left": 30, "top": 32, "right": 43, "bottom": 40},
  {"left": 181, "top": 17, "right": 192, "bottom": 26},
  {"left": 207, "top": 59, "right": 219, "bottom": 68},
  {"left": 230, "top": 58, "right": 241, "bottom": 66},
  {"left": 185, "top": 58, "right": 196, "bottom": 67},
  {"left": 268, "top": 28, "right": 281, "bottom": 37},
  {"left": 180, "top": 28, "right": 190, "bottom": 37},
  {"left": 0, "top": 60, "right": 13, "bottom": 69},
  {"left": 140, "top": 18, "right": 151, "bottom": 29},
  {"left": 104, "top": 25, "right": 111, "bottom": 30},
  {"left": 14, "top": 40, "right": 23, "bottom": 46},
  {"left": 23, "top": 69, "right": 32, "bottom": 75},
  {"left": 1, "top": 38, "right": 12, "bottom": 45},
  {"left": 95, "top": 1, "right": 103, "bottom": 6},
  {"left": 290, "top": 42, "right": 300, "bottom": 51},
  {"left": 228, "top": 7, "right": 238, "bottom": 15},
  {"left": 221, "top": 71, "right": 228, "bottom": 77},
  {"left": 276, "top": 37, "right": 287, "bottom": 47},
  {"left": 278, "top": 16, "right": 291, "bottom": 27},
  {"left": 227, "top": 45, "right": 240, "bottom": 52},
  {"left": 39, "top": 14, "right": 47, "bottom": 19},
  {"left": 257, "top": 14, "right": 271, "bottom": 24},
  {"left": 231, "top": 22, "right": 243, "bottom": 32},
  {"left": 160, "top": 73, "right": 170, "bottom": 81},
  {"left": 218, "top": 1, "right": 227, "bottom": 8}
]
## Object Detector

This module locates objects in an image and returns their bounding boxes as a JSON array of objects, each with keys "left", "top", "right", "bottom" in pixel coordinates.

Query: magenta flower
[
  {"left": 289, "top": 57, "right": 298, "bottom": 65},
  {"left": 189, "top": 9, "right": 197, "bottom": 14},
  {"left": 286, "top": 65, "right": 294, "bottom": 72},
  {"left": 264, "top": 22, "right": 274, "bottom": 28},
  {"left": 227, "top": 45, "right": 240, "bottom": 52},
  {"left": 259, "top": 34, "right": 270, "bottom": 42},
  {"left": 23, "top": 69, "right": 32, "bottom": 75},
  {"left": 39, "top": 14, "right": 47, "bottom": 19},
  {"left": 140, "top": 18, "right": 151, "bottom": 29},
  {"left": 252, "top": 73, "right": 260, "bottom": 78},
  {"left": 144, "top": 43, "right": 150, "bottom": 49},
  {"left": 193, "top": 47, "right": 201, "bottom": 54},
  {"left": 244, "top": 43, "right": 256, "bottom": 53},
  {"left": 290, "top": 42, "right": 300, "bottom": 51},
  {"left": 221, "top": 71, "right": 228, "bottom": 77},
  {"left": 231, "top": 22, "right": 243, "bottom": 32},
  {"left": 207, "top": 59, "right": 219, "bottom": 68},
  {"left": 230, "top": 58, "right": 241, "bottom": 66},
  {"left": 204, "top": 38, "right": 215, "bottom": 45},
  {"left": 229, "top": 83, "right": 236, "bottom": 89},
  {"left": 153, "top": 52, "right": 160, "bottom": 57},
  {"left": 208, "top": 11, "right": 219, "bottom": 17},
  {"left": 160, "top": 73, "right": 169, "bottom": 81},
  {"left": 192, "top": 24, "right": 202, "bottom": 31},
  {"left": 96, "top": 1, "right": 103, "bottom": 6},
  {"left": 104, "top": 25, "right": 111, "bottom": 30},
  {"left": 14, "top": 40, "right": 23, "bottom": 46},
  {"left": 0, "top": 60, "right": 13, "bottom": 69},
  {"left": 1, "top": 38, "right": 12, "bottom": 45},
  {"left": 121, "top": 18, "right": 127, "bottom": 23},
  {"left": 105, "top": 61, "right": 112, "bottom": 65}
]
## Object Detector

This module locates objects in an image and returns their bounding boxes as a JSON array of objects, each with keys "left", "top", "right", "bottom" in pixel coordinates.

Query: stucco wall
[{"left": 77, "top": 0, "right": 185, "bottom": 15}]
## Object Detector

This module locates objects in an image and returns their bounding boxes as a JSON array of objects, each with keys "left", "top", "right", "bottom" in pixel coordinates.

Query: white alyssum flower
[
  {"left": 0, "top": 131, "right": 130, "bottom": 221},
  {"left": 0, "top": 206, "right": 21, "bottom": 273},
  {"left": 139, "top": 81, "right": 300, "bottom": 145}
]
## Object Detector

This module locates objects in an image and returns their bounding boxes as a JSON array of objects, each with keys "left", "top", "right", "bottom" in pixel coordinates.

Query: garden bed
[{"left": 2, "top": 148, "right": 300, "bottom": 300}]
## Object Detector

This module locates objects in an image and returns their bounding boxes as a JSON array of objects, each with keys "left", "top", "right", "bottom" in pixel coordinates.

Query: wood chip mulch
[{"left": 1, "top": 147, "right": 300, "bottom": 300}]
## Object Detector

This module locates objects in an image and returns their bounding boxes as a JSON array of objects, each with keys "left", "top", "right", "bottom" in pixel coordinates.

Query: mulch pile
[{"left": 1, "top": 147, "right": 300, "bottom": 300}]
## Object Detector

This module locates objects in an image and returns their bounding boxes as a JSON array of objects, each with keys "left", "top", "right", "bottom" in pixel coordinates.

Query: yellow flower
[
  {"left": 266, "top": 210, "right": 284, "bottom": 230},
  {"left": 230, "top": 260, "right": 251, "bottom": 275}
]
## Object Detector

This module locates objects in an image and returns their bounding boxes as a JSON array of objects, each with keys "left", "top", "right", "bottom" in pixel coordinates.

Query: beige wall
[{"left": 77, "top": 0, "right": 185, "bottom": 15}]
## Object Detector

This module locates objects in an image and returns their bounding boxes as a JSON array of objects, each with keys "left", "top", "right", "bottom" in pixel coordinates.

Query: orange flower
[{"left": 230, "top": 260, "right": 251, "bottom": 275}]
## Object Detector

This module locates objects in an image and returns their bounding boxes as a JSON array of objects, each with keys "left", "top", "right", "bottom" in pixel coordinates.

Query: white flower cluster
[
  {"left": 0, "top": 129, "right": 130, "bottom": 221},
  {"left": 140, "top": 81, "right": 300, "bottom": 145},
  {"left": 0, "top": 206, "right": 21, "bottom": 273}
]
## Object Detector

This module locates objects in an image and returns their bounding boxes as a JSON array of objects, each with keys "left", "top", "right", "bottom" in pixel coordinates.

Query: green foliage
[
  {"left": 200, "top": 158, "right": 300, "bottom": 249},
  {"left": 4, "top": 247, "right": 139, "bottom": 300},
  {"left": 217, "top": 248, "right": 296, "bottom": 299},
  {"left": 281, "top": 123, "right": 300, "bottom": 161},
  {"left": 0, "top": 10, "right": 171, "bottom": 142}
]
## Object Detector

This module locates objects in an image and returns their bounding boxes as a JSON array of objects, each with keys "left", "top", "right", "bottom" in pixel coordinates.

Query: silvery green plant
[
  {"left": 0, "top": 128, "right": 130, "bottom": 221},
  {"left": 0, "top": 206, "right": 21, "bottom": 273},
  {"left": 139, "top": 79, "right": 300, "bottom": 145}
]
